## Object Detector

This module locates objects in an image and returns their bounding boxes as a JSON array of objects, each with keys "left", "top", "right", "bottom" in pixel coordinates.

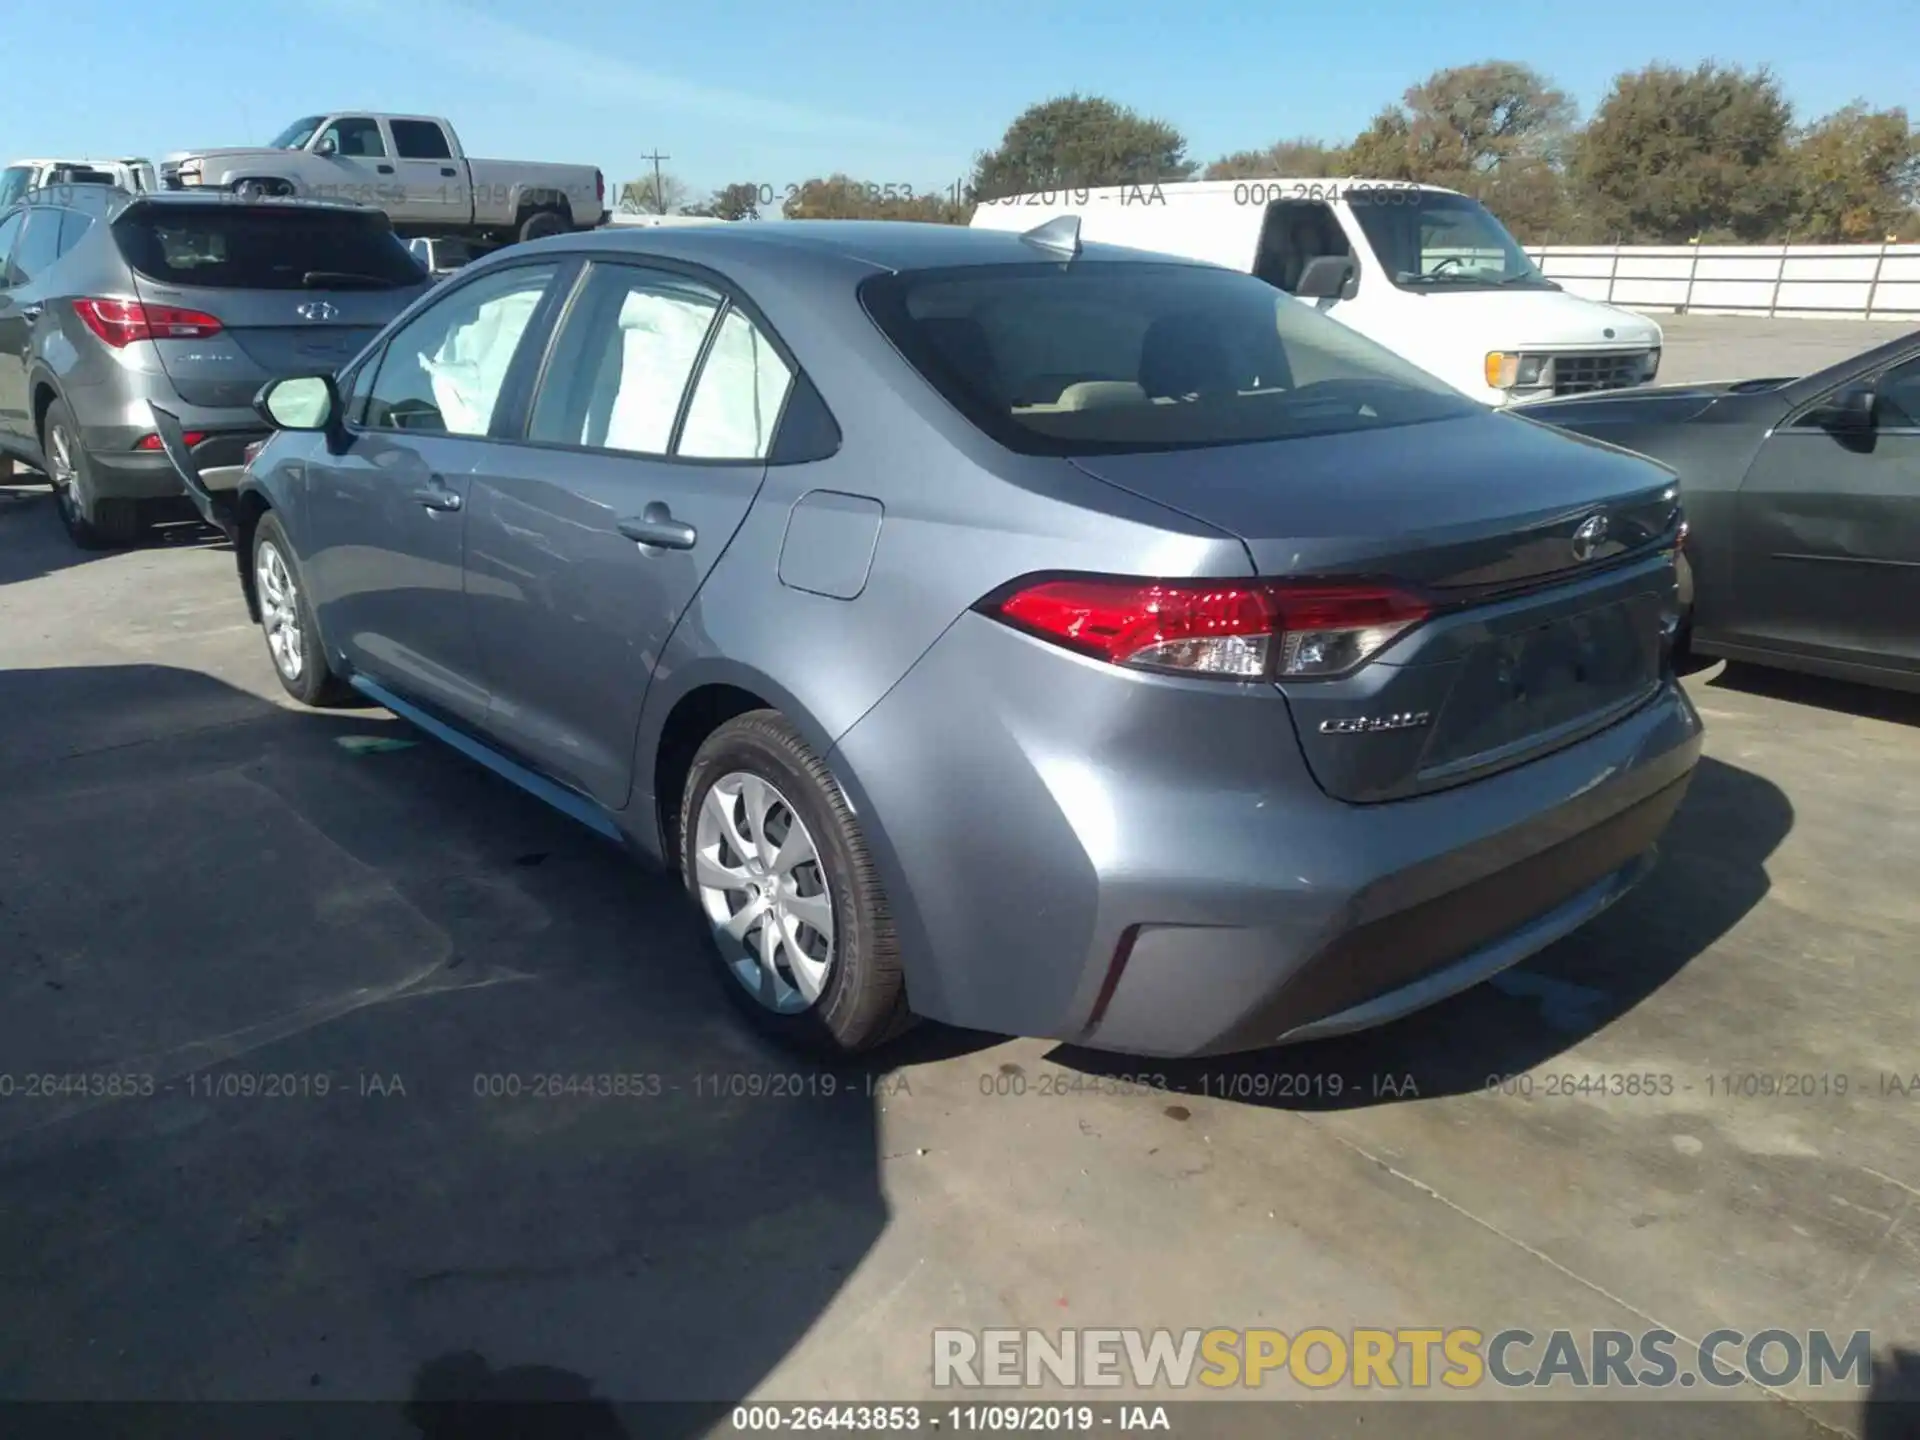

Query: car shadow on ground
[
  {"left": 0, "top": 663, "right": 927, "bottom": 1419},
  {"left": 1047, "top": 753, "right": 1792, "bottom": 1111},
  {"left": 1705, "top": 659, "right": 1920, "bottom": 728},
  {"left": 0, "top": 481, "right": 226, "bottom": 586}
]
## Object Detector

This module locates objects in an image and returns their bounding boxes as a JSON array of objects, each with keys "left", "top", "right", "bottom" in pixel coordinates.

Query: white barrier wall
[{"left": 1524, "top": 244, "right": 1920, "bottom": 320}]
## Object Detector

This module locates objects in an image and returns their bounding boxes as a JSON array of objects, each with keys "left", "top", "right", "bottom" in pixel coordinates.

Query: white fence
[{"left": 1523, "top": 244, "right": 1920, "bottom": 321}]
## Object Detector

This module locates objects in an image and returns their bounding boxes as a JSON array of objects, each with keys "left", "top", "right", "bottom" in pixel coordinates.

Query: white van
[
  {"left": 969, "top": 178, "right": 1661, "bottom": 406},
  {"left": 0, "top": 157, "right": 159, "bottom": 210}
]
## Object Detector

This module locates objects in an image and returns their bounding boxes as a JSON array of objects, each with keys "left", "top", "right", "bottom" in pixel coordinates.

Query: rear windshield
[
  {"left": 0, "top": 167, "right": 32, "bottom": 210},
  {"left": 112, "top": 205, "right": 426, "bottom": 290},
  {"left": 861, "top": 261, "right": 1477, "bottom": 455}
]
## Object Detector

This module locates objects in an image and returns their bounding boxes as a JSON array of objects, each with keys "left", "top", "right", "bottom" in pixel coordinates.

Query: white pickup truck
[{"left": 161, "top": 114, "right": 606, "bottom": 244}]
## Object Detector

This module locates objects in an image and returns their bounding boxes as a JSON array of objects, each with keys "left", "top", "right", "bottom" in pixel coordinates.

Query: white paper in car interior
[
  {"left": 678, "top": 310, "right": 794, "bottom": 459},
  {"left": 601, "top": 289, "right": 720, "bottom": 453},
  {"left": 421, "top": 288, "right": 543, "bottom": 434}
]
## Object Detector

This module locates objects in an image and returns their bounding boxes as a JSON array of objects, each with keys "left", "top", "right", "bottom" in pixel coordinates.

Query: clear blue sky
[{"left": 4, "top": 0, "right": 1916, "bottom": 199}]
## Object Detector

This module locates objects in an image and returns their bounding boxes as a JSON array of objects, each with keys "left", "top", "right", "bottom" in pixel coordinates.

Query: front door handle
[
  {"left": 440, "top": 166, "right": 457, "bottom": 178},
  {"left": 377, "top": 163, "right": 395, "bottom": 174},
  {"left": 410, "top": 480, "right": 462, "bottom": 512},
  {"left": 617, "top": 502, "right": 696, "bottom": 550}
]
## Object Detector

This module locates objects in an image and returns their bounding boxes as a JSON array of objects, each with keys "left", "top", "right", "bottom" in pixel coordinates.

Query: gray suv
[{"left": 0, "top": 187, "right": 429, "bottom": 547}]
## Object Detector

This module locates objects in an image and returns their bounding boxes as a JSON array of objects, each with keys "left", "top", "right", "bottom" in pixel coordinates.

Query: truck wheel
[{"left": 516, "top": 209, "right": 568, "bottom": 244}]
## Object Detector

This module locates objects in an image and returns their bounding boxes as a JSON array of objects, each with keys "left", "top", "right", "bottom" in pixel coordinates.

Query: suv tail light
[
  {"left": 134, "top": 431, "right": 206, "bottom": 450},
  {"left": 73, "top": 297, "right": 223, "bottom": 347},
  {"left": 987, "top": 576, "right": 1432, "bottom": 680}
]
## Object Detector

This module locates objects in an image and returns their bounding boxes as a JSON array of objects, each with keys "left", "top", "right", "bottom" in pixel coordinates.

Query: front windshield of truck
[
  {"left": 269, "top": 117, "right": 324, "bottom": 150},
  {"left": 1348, "top": 190, "right": 1556, "bottom": 291}
]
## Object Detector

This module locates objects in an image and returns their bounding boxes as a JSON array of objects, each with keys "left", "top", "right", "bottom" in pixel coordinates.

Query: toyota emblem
[
  {"left": 1571, "top": 512, "right": 1609, "bottom": 562},
  {"left": 295, "top": 301, "right": 339, "bottom": 321}
]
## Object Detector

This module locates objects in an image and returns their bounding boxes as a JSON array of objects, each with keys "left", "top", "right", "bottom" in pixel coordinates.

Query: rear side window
[
  {"left": 57, "top": 208, "right": 95, "bottom": 256},
  {"left": 391, "top": 121, "right": 454, "bottom": 160},
  {"left": 861, "top": 261, "right": 1475, "bottom": 455},
  {"left": 112, "top": 206, "right": 425, "bottom": 290},
  {"left": 9, "top": 208, "right": 63, "bottom": 284}
]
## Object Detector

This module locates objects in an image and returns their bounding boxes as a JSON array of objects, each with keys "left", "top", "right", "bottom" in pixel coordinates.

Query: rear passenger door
[
  {"left": 388, "top": 119, "right": 467, "bottom": 230},
  {"left": 465, "top": 259, "right": 796, "bottom": 809}
]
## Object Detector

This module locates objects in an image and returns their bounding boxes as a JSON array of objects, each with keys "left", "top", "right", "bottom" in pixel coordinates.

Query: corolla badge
[
  {"left": 295, "top": 301, "right": 339, "bottom": 321},
  {"left": 1319, "top": 711, "right": 1431, "bottom": 735},
  {"left": 1571, "top": 512, "right": 1609, "bottom": 562}
]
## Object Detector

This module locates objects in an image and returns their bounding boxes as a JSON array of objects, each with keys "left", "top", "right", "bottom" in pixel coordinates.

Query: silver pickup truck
[{"left": 161, "top": 113, "right": 605, "bottom": 244}]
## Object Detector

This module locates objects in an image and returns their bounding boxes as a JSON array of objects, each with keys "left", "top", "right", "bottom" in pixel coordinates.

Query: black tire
[
  {"left": 516, "top": 208, "right": 568, "bottom": 244},
  {"left": 42, "top": 398, "right": 139, "bottom": 550},
  {"left": 251, "top": 511, "right": 355, "bottom": 707},
  {"left": 679, "top": 711, "right": 913, "bottom": 1055}
]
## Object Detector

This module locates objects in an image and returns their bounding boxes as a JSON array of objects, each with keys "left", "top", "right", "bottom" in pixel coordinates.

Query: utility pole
[{"left": 639, "top": 150, "right": 670, "bottom": 213}]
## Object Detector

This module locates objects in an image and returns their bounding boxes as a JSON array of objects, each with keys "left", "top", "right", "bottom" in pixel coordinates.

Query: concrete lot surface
[
  {"left": 1638, "top": 313, "right": 1916, "bottom": 386},
  {"left": 2, "top": 315, "right": 1918, "bottom": 1437}
]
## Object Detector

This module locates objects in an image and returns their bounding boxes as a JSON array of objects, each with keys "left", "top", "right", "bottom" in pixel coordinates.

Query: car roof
[{"left": 536, "top": 218, "right": 1220, "bottom": 274}]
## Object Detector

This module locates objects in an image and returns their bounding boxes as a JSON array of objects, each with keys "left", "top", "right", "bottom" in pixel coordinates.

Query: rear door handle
[
  {"left": 410, "top": 479, "right": 462, "bottom": 512},
  {"left": 617, "top": 503, "right": 696, "bottom": 550}
]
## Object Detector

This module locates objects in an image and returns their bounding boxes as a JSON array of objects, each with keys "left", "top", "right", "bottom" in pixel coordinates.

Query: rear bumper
[{"left": 829, "top": 612, "right": 1703, "bottom": 1058}]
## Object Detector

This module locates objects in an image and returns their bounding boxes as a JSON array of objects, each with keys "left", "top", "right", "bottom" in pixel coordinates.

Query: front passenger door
[
  {"left": 302, "top": 259, "right": 566, "bottom": 726},
  {"left": 465, "top": 261, "right": 796, "bottom": 808},
  {"left": 1730, "top": 353, "right": 1920, "bottom": 675},
  {"left": 314, "top": 116, "right": 397, "bottom": 211},
  {"left": 0, "top": 209, "right": 32, "bottom": 439}
]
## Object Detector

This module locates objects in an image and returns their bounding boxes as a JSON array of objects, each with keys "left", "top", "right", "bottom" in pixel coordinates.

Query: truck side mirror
[
  {"left": 314, "top": 136, "right": 337, "bottom": 158},
  {"left": 1295, "top": 255, "right": 1357, "bottom": 301}
]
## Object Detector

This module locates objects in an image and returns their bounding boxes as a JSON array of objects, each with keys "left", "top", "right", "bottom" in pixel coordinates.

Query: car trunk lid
[
  {"left": 112, "top": 201, "right": 427, "bottom": 407},
  {"left": 1067, "top": 411, "right": 1685, "bottom": 802}
]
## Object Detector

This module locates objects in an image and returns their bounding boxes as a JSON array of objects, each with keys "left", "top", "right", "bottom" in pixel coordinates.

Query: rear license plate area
[{"left": 1423, "top": 597, "right": 1663, "bottom": 772}]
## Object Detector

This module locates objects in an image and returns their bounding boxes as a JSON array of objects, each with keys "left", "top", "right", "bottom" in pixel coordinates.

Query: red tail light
[
  {"left": 134, "top": 431, "right": 206, "bottom": 450},
  {"left": 73, "top": 297, "right": 223, "bottom": 347},
  {"left": 989, "top": 576, "right": 1432, "bottom": 680}
]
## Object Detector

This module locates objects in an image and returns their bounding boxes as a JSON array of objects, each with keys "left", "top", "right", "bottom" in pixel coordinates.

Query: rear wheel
[
  {"left": 516, "top": 208, "right": 568, "bottom": 244},
  {"left": 253, "top": 511, "right": 354, "bottom": 707},
  {"left": 680, "top": 711, "right": 912, "bottom": 1055},
  {"left": 43, "top": 399, "right": 138, "bottom": 550}
]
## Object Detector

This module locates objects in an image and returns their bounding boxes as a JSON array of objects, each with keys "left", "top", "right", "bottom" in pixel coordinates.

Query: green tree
[
  {"left": 780, "top": 174, "right": 971, "bottom": 224},
  {"left": 684, "top": 181, "right": 766, "bottom": 220},
  {"left": 969, "top": 94, "right": 1197, "bottom": 200},
  {"left": 1343, "top": 62, "right": 1574, "bottom": 181},
  {"left": 618, "top": 172, "right": 689, "bottom": 215},
  {"left": 1788, "top": 104, "right": 1920, "bottom": 242},
  {"left": 1203, "top": 138, "right": 1347, "bottom": 180},
  {"left": 1572, "top": 62, "right": 1797, "bottom": 242}
]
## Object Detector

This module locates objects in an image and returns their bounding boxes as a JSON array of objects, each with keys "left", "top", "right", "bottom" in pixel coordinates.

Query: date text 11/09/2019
[{"left": 727, "top": 1405, "right": 1171, "bottom": 1432}]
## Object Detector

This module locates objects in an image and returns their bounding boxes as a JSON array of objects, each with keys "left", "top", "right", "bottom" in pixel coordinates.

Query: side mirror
[
  {"left": 314, "top": 136, "right": 337, "bottom": 158},
  {"left": 255, "top": 374, "right": 338, "bottom": 431},
  {"left": 1295, "top": 254, "right": 1358, "bottom": 301},
  {"left": 1817, "top": 383, "right": 1876, "bottom": 430}
]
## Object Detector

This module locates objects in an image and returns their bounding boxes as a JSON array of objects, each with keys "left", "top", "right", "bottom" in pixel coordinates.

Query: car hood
[
  {"left": 1511, "top": 377, "right": 1790, "bottom": 429},
  {"left": 1413, "top": 287, "right": 1663, "bottom": 350}
]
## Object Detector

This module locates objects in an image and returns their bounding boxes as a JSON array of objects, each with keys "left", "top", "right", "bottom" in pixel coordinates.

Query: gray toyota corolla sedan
[{"left": 156, "top": 217, "right": 1703, "bottom": 1057}]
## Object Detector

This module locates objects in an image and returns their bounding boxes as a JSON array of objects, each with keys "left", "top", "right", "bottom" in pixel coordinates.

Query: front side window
[
  {"left": 862, "top": 260, "right": 1475, "bottom": 455},
  {"left": 1346, "top": 191, "right": 1550, "bottom": 290},
  {"left": 529, "top": 264, "right": 722, "bottom": 455},
  {"left": 320, "top": 117, "right": 387, "bottom": 159},
  {"left": 363, "top": 263, "right": 557, "bottom": 435},
  {"left": 1872, "top": 355, "right": 1920, "bottom": 430}
]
